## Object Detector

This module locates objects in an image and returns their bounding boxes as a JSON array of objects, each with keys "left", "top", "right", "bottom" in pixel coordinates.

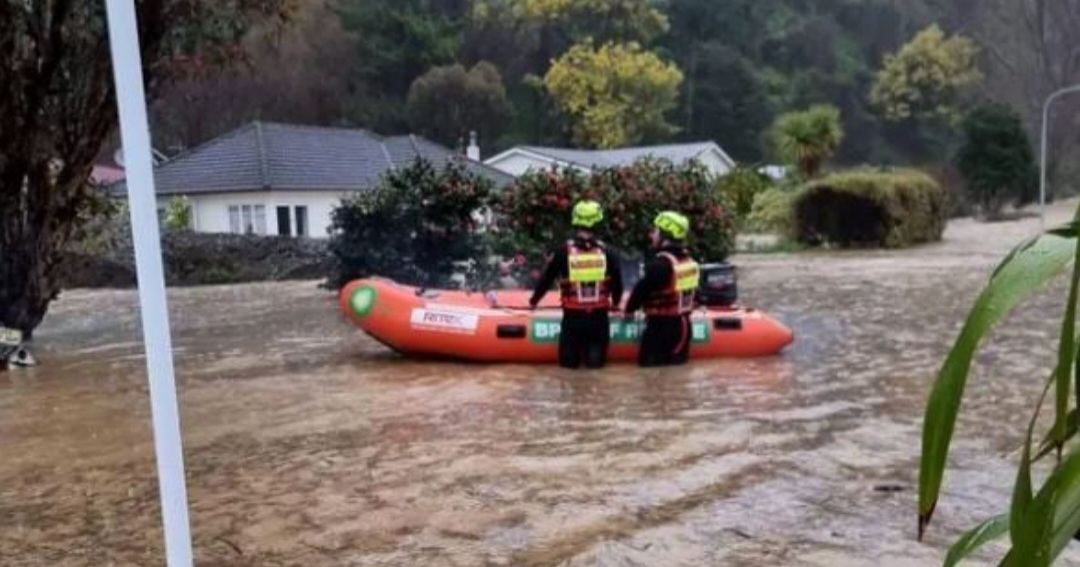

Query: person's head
[
  {"left": 650, "top": 211, "right": 690, "bottom": 248},
  {"left": 571, "top": 200, "right": 603, "bottom": 237}
]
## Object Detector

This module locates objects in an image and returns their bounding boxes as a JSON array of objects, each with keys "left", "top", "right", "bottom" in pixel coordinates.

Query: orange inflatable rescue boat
[{"left": 339, "top": 278, "right": 793, "bottom": 363}]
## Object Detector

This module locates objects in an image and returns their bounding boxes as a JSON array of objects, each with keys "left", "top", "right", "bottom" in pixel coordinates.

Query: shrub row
[
  {"left": 62, "top": 231, "right": 332, "bottom": 288},
  {"left": 791, "top": 168, "right": 947, "bottom": 248}
]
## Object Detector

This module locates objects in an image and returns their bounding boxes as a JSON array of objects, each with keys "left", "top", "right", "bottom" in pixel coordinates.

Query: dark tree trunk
[
  {"left": 0, "top": 2, "right": 120, "bottom": 337},
  {"left": 0, "top": 0, "right": 293, "bottom": 340},
  {"left": 0, "top": 172, "right": 97, "bottom": 337}
]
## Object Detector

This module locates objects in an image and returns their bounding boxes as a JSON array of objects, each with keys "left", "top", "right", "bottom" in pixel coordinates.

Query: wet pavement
[{"left": 4, "top": 203, "right": 1080, "bottom": 566}]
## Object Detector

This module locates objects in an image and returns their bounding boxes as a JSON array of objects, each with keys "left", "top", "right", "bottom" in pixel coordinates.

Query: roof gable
[{"left": 113, "top": 122, "right": 512, "bottom": 196}]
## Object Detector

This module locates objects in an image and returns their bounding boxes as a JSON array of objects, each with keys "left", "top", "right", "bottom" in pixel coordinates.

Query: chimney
[{"left": 466, "top": 131, "right": 480, "bottom": 161}]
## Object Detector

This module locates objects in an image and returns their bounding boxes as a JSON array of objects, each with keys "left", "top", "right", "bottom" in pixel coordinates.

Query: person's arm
[
  {"left": 529, "top": 248, "right": 565, "bottom": 306},
  {"left": 606, "top": 249, "right": 624, "bottom": 309},
  {"left": 624, "top": 257, "right": 671, "bottom": 314}
]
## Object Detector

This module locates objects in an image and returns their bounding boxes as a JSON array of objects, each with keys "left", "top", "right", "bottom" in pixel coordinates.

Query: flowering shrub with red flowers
[
  {"left": 328, "top": 158, "right": 495, "bottom": 288},
  {"left": 490, "top": 159, "right": 736, "bottom": 286}
]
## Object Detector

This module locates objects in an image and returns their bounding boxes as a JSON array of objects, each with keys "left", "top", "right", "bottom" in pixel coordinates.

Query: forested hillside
[{"left": 150, "top": 0, "right": 1080, "bottom": 184}]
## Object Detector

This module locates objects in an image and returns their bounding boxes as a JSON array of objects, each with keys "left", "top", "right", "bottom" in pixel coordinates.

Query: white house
[
  {"left": 111, "top": 122, "right": 512, "bottom": 237},
  {"left": 483, "top": 141, "right": 737, "bottom": 178}
]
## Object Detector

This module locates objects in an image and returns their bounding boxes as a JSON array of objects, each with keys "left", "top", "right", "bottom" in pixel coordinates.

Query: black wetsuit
[
  {"left": 625, "top": 245, "right": 694, "bottom": 367},
  {"left": 530, "top": 237, "right": 623, "bottom": 369}
]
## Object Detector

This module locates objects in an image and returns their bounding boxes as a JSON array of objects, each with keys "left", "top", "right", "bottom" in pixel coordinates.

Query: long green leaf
[
  {"left": 1000, "top": 447, "right": 1080, "bottom": 566},
  {"left": 919, "top": 230, "right": 1078, "bottom": 538},
  {"left": 1035, "top": 337, "right": 1080, "bottom": 463},
  {"left": 1055, "top": 215, "right": 1080, "bottom": 455},
  {"left": 1011, "top": 374, "right": 1055, "bottom": 559},
  {"left": 1006, "top": 486, "right": 1056, "bottom": 567},
  {"left": 943, "top": 514, "right": 1009, "bottom": 567},
  {"left": 1048, "top": 449, "right": 1080, "bottom": 559}
]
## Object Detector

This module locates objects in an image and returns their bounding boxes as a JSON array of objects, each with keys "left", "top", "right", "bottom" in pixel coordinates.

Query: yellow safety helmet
[
  {"left": 654, "top": 211, "right": 690, "bottom": 240},
  {"left": 572, "top": 200, "right": 604, "bottom": 228}
]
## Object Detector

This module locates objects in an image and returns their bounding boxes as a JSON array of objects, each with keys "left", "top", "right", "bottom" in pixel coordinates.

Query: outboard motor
[{"left": 697, "top": 262, "right": 738, "bottom": 308}]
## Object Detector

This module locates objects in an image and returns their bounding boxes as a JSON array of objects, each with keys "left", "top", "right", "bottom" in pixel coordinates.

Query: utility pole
[{"left": 1039, "top": 84, "right": 1080, "bottom": 231}]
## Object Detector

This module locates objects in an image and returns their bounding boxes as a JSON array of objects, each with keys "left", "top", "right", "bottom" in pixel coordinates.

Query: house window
[
  {"left": 277, "top": 206, "right": 291, "bottom": 236},
  {"left": 228, "top": 204, "right": 266, "bottom": 235},
  {"left": 251, "top": 205, "right": 266, "bottom": 234},
  {"left": 295, "top": 206, "right": 308, "bottom": 237},
  {"left": 228, "top": 205, "right": 240, "bottom": 233}
]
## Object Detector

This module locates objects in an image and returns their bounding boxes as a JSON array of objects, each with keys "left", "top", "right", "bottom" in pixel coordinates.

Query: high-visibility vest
[
  {"left": 644, "top": 251, "right": 700, "bottom": 316},
  {"left": 559, "top": 241, "right": 612, "bottom": 310}
]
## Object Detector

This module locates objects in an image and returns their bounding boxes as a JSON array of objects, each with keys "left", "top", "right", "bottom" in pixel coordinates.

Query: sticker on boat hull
[{"left": 410, "top": 308, "right": 479, "bottom": 334}]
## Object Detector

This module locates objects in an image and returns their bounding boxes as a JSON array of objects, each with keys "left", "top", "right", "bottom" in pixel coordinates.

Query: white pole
[
  {"left": 1039, "top": 84, "right": 1080, "bottom": 232},
  {"left": 103, "top": 2, "right": 193, "bottom": 567}
]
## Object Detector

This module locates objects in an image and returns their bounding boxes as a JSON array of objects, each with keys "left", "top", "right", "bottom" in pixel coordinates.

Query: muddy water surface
[{"left": 4, "top": 206, "right": 1080, "bottom": 567}]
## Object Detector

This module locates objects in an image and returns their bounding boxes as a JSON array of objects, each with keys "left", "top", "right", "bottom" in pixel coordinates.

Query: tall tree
[
  {"left": 462, "top": 0, "right": 541, "bottom": 82},
  {"left": 677, "top": 42, "right": 771, "bottom": 161},
  {"left": 153, "top": 0, "right": 352, "bottom": 150},
  {"left": 518, "top": 0, "right": 669, "bottom": 44},
  {"left": 0, "top": 1, "right": 293, "bottom": 338},
  {"left": 471, "top": 0, "right": 669, "bottom": 82},
  {"left": 955, "top": 102, "right": 1038, "bottom": 218},
  {"left": 661, "top": 0, "right": 780, "bottom": 161},
  {"left": 407, "top": 62, "right": 511, "bottom": 148},
  {"left": 662, "top": 0, "right": 921, "bottom": 165},
  {"left": 335, "top": 0, "right": 462, "bottom": 130},
  {"left": 928, "top": 0, "right": 1080, "bottom": 195},
  {"left": 870, "top": 24, "right": 983, "bottom": 124},
  {"left": 769, "top": 104, "right": 845, "bottom": 178},
  {"left": 544, "top": 41, "right": 683, "bottom": 148},
  {"left": 664, "top": 0, "right": 779, "bottom": 59}
]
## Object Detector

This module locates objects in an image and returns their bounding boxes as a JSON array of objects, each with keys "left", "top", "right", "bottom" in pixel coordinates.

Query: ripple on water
[{"left": 10, "top": 207, "right": 1080, "bottom": 566}]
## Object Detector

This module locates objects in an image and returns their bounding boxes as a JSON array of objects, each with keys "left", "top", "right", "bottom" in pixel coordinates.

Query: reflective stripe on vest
[
  {"left": 672, "top": 258, "right": 700, "bottom": 293},
  {"left": 568, "top": 250, "right": 606, "bottom": 283},
  {"left": 644, "top": 252, "right": 699, "bottom": 316},
  {"left": 560, "top": 242, "right": 612, "bottom": 310}
]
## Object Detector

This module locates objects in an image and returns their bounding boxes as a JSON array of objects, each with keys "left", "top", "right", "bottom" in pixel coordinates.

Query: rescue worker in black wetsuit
[
  {"left": 624, "top": 211, "right": 701, "bottom": 367},
  {"left": 529, "top": 200, "right": 624, "bottom": 369}
]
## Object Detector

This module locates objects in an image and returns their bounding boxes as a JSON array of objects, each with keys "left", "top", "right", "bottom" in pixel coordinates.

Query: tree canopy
[
  {"left": 544, "top": 41, "right": 683, "bottom": 148},
  {"left": 870, "top": 24, "right": 983, "bottom": 123},
  {"left": 955, "top": 102, "right": 1038, "bottom": 218},
  {"left": 770, "top": 104, "right": 845, "bottom": 179},
  {"left": 407, "top": 61, "right": 511, "bottom": 148}
]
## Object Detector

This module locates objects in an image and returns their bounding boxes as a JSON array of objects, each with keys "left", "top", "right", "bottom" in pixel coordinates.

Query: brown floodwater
[{"left": 5, "top": 204, "right": 1080, "bottom": 567}]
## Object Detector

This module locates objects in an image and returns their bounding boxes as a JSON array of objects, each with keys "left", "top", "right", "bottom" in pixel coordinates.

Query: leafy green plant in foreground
[{"left": 919, "top": 202, "right": 1080, "bottom": 566}]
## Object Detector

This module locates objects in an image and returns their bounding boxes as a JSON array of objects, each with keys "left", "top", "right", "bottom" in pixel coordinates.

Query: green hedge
[{"left": 792, "top": 168, "right": 946, "bottom": 248}]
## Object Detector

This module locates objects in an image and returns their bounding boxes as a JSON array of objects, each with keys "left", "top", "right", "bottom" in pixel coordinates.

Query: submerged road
[{"left": 4, "top": 202, "right": 1080, "bottom": 566}]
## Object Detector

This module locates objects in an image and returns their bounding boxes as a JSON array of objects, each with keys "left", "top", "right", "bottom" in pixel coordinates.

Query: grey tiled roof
[
  {"left": 518, "top": 142, "right": 731, "bottom": 169},
  {"left": 112, "top": 122, "right": 513, "bottom": 196}
]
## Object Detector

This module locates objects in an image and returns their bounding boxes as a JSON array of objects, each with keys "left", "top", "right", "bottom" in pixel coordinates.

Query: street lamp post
[{"left": 1040, "top": 84, "right": 1080, "bottom": 231}]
